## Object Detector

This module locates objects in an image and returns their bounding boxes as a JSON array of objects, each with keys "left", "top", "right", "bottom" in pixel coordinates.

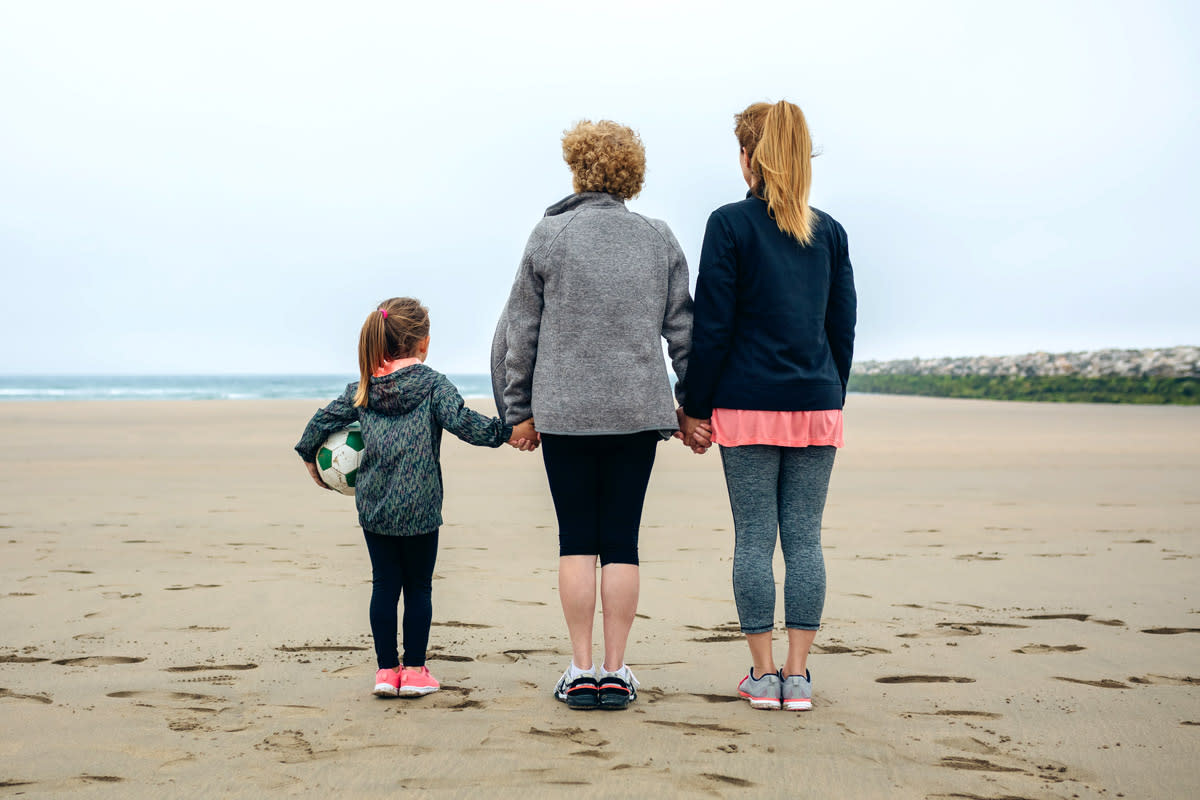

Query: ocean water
[{"left": 0, "top": 374, "right": 497, "bottom": 402}]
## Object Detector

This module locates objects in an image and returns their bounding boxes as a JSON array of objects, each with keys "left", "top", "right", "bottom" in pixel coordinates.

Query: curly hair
[{"left": 561, "top": 120, "right": 646, "bottom": 200}]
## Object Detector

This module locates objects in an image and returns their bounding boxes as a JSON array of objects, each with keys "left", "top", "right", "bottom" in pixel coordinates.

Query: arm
[
  {"left": 294, "top": 384, "right": 359, "bottom": 462},
  {"left": 433, "top": 375, "right": 515, "bottom": 448},
  {"left": 502, "top": 237, "right": 545, "bottom": 426},
  {"left": 682, "top": 211, "right": 738, "bottom": 420},
  {"left": 825, "top": 223, "right": 857, "bottom": 403},
  {"left": 657, "top": 222, "right": 694, "bottom": 407}
]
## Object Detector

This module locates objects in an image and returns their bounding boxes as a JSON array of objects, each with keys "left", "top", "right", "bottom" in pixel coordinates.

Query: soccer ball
[{"left": 316, "top": 424, "right": 363, "bottom": 496}]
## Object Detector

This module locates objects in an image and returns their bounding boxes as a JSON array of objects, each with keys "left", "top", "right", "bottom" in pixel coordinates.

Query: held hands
[
  {"left": 674, "top": 407, "right": 713, "bottom": 454},
  {"left": 304, "top": 461, "right": 333, "bottom": 490},
  {"left": 508, "top": 418, "right": 539, "bottom": 452}
]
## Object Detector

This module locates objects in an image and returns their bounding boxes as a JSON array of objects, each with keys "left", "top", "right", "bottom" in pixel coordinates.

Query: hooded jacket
[
  {"left": 295, "top": 365, "right": 512, "bottom": 536},
  {"left": 490, "top": 192, "right": 693, "bottom": 435}
]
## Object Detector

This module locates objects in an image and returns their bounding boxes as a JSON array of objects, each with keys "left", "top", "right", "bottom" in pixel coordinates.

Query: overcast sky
[{"left": 1, "top": 1, "right": 1197, "bottom": 375}]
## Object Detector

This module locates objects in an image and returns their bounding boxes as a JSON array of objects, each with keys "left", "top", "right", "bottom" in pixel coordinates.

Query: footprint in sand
[
  {"left": 1141, "top": 627, "right": 1200, "bottom": 635},
  {"left": 52, "top": 656, "right": 145, "bottom": 666},
  {"left": 426, "top": 653, "right": 474, "bottom": 663},
  {"left": 164, "top": 584, "right": 221, "bottom": 591},
  {"left": 937, "top": 756, "right": 1025, "bottom": 773},
  {"left": 812, "top": 643, "right": 891, "bottom": 656},
  {"left": 107, "top": 690, "right": 218, "bottom": 703},
  {"left": 525, "top": 726, "right": 609, "bottom": 748},
  {"left": 691, "top": 693, "right": 742, "bottom": 704},
  {"left": 499, "top": 598, "right": 548, "bottom": 607},
  {"left": 165, "top": 664, "right": 258, "bottom": 672},
  {"left": 1126, "top": 675, "right": 1199, "bottom": 686},
  {"left": 0, "top": 655, "right": 49, "bottom": 664},
  {"left": 876, "top": 675, "right": 975, "bottom": 684},
  {"left": 700, "top": 773, "right": 756, "bottom": 788},
  {"left": 431, "top": 620, "right": 494, "bottom": 629},
  {"left": 1053, "top": 677, "right": 1128, "bottom": 689},
  {"left": 1022, "top": 613, "right": 1125, "bottom": 626},
  {"left": 645, "top": 720, "right": 747, "bottom": 736},
  {"left": 255, "top": 730, "right": 331, "bottom": 764},
  {"left": 903, "top": 710, "right": 1002, "bottom": 719},
  {"left": 478, "top": 649, "right": 559, "bottom": 664},
  {"left": 276, "top": 645, "right": 366, "bottom": 653},
  {"left": 0, "top": 688, "right": 53, "bottom": 704},
  {"left": 1012, "top": 644, "right": 1086, "bottom": 654}
]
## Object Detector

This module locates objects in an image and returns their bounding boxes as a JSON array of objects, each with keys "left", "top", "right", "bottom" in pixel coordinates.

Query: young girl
[{"left": 296, "top": 297, "right": 536, "bottom": 698}]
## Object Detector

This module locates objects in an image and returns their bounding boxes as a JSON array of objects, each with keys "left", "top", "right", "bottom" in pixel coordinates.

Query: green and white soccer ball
[{"left": 316, "top": 424, "right": 364, "bottom": 496}]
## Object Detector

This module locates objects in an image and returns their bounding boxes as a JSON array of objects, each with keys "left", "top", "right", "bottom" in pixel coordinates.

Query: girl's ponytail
[
  {"left": 354, "top": 298, "right": 431, "bottom": 407},
  {"left": 355, "top": 307, "right": 390, "bottom": 407},
  {"left": 737, "top": 100, "right": 816, "bottom": 245}
]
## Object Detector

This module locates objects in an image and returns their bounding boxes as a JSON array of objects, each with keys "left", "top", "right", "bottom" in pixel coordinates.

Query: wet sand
[{"left": 1, "top": 394, "right": 1198, "bottom": 798}]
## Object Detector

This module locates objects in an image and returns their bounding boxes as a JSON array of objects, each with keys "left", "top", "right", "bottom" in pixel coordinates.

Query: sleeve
[
  {"left": 682, "top": 211, "right": 738, "bottom": 419},
  {"left": 501, "top": 233, "right": 545, "bottom": 425},
  {"left": 657, "top": 223, "right": 694, "bottom": 407},
  {"left": 294, "top": 384, "right": 359, "bottom": 461},
  {"left": 825, "top": 223, "right": 857, "bottom": 403},
  {"left": 433, "top": 375, "right": 514, "bottom": 447}
]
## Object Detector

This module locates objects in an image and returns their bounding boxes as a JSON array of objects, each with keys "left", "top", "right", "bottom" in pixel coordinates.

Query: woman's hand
[
  {"left": 508, "top": 418, "right": 540, "bottom": 452},
  {"left": 304, "top": 461, "right": 333, "bottom": 490},
  {"left": 675, "top": 408, "right": 713, "bottom": 454}
]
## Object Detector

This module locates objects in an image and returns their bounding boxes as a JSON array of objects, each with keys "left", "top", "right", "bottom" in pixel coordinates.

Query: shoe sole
[
  {"left": 739, "top": 691, "right": 781, "bottom": 710},
  {"left": 564, "top": 694, "right": 599, "bottom": 709},
  {"left": 373, "top": 684, "right": 400, "bottom": 697},
  {"left": 783, "top": 699, "right": 812, "bottom": 711},
  {"left": 398, "top": 686, "right": 439, "bottom": 697}
]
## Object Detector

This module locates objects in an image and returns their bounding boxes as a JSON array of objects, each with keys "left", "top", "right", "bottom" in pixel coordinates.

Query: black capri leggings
[{"left": 540, "top": 432, "right": 660, "bottom": 566}]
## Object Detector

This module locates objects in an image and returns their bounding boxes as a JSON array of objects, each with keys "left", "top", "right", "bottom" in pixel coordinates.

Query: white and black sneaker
[
  {"left": 554, "top": 667, "right": 599, "bottom": 710},
  {"left": 598, "top": 666, "right": 640, "bottom": 710}
]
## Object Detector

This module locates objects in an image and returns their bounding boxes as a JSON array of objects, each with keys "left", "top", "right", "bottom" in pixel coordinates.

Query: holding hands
[
  {"left": 509, "top": 418, "right": 539, "bottom": 452},
  {"left": 675, "top": 408, "right": 712, "bottom": 454}
]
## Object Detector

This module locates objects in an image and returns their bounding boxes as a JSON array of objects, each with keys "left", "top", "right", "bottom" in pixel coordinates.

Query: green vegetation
[{"left": 847, "top": 374, "right": 1200, "bottom": 405}]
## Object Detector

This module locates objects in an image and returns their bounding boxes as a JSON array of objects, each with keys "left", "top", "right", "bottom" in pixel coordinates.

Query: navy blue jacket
[{"left": 682, "top": 192, "right": 856, "bottom": 419}]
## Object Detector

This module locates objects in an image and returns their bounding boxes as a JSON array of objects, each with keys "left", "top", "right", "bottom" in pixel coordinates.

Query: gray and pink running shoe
[
  {"left": 737, "top": 668, "right": 782, "bottom": 710},
  {"left": 781, "top": 669, "right": 812, "bottom": 711}
]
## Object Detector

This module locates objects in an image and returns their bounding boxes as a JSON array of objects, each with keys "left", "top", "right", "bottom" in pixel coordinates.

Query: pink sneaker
[
  {"left": 399, "top": 666, "right": 440, "bottom": 697},
  {"left": 373, "top": 668, "right": 400, "bottom": 697}
]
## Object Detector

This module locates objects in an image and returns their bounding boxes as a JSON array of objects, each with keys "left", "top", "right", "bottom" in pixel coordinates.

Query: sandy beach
[{"left": 1, "top": 394, "right": 1198, "bottom": 798}]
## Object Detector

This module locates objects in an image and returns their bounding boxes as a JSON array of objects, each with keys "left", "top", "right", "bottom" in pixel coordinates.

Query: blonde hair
[
  {"left": 735, "top": 100, "right": 816, "bottom": 244},
  {"left": 561, "top": 120, "right": 646, "bottom": 200},
  {"left": 354, "top": 297, "right": 430, "bottom": 407}
]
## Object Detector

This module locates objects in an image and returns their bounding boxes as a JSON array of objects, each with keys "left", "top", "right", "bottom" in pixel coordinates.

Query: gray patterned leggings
[{"left": 719, "top": 444, "right": 837, "bottom": 634}]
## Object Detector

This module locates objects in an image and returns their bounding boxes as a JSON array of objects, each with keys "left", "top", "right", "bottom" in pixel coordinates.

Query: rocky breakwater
[{"left": 853, "top": 346, "right": 1200, "bottom": 379}]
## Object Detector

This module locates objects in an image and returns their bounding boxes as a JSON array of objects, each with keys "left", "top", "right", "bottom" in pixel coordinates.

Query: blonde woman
[
  {"left": 491, "top": 120, "right": 699, "bottom": 710},
  {"left": 680, "top": 101, "right": 857, "bottom": 711}
]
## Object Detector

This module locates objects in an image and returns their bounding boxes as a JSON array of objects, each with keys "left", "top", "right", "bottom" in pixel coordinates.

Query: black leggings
[
  {"left": 540, "top": 432, "right": 659, "bottom": 566},
  {"left": 362, "top": 529, "right": 438, "bottom": 669}
]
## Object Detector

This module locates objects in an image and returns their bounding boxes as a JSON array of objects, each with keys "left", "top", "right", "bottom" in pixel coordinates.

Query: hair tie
[{"left": 378, "top": 308, "right": 387, "bottom": 318}]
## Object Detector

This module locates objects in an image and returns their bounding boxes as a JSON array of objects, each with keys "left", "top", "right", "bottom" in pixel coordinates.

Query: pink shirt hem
[{"left": 711, "top": 408, "right": 844, "bottom": 448}]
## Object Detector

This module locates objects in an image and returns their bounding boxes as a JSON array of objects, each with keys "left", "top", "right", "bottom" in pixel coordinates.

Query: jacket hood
[
  {"left": 544, "top": 192, "right": 626, "bottom": 217},
  {"left": 362, "top": 364, "right": 437, "bottom": 415}
]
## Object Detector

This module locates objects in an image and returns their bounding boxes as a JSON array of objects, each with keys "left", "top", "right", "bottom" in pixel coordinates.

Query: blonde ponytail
[
  {"left": 354, "top": 298, "right": 430, "bottom": 407},
  {"left": 735, "top": 100, "right": 816, "bottom": 245}
]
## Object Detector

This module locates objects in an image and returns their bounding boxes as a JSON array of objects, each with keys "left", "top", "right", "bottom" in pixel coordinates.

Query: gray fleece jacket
[{"left": 490, "top": 192, "right": 693, "bottom": 436}]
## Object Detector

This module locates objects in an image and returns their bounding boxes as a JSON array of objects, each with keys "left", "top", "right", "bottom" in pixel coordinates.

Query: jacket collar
[{"left": 545, "top": 192, "right": 627, "bottom": 217}]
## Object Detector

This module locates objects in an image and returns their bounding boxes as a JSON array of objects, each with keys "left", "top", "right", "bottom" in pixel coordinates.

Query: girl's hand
[
  {"left": 509, "top": 418, "right": 539, "bottom": 452},
  {"left": 675, "top": 408, "right": 712, "bottom": 454},
  {"left": 305, "top": 461, "right": 333, "bottom": 490}
]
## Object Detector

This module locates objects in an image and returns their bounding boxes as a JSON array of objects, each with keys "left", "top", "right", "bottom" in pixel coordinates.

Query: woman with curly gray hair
[{"left": 491, "top": 120, "right": 706, "bottom": 710}]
